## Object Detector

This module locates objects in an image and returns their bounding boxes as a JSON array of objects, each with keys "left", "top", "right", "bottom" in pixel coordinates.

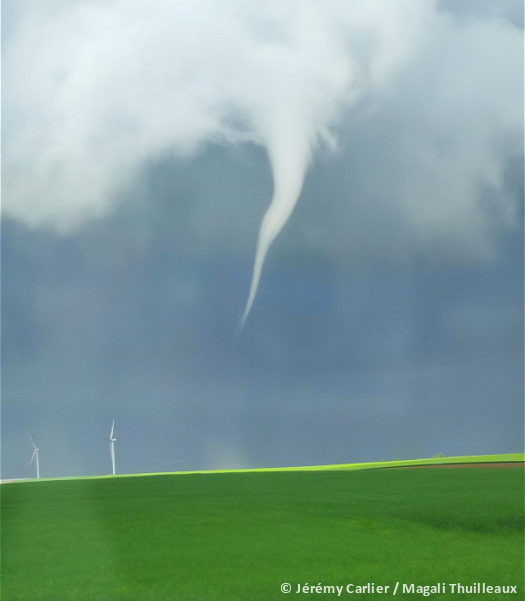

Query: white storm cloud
[{"left": 2, "top": 0, "right": 522, "bottom": 262}]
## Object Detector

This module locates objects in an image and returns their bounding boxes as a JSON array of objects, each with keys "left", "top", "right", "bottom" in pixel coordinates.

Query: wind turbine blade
[
  {"left": 25, "top": 430, "right": 37, "bottom": 450},
  {"left": 26, "top": 449, "right": 37, "bottom": 468},
  {"left": 110, "top": 421, "right": 115, "bottom": 439}
]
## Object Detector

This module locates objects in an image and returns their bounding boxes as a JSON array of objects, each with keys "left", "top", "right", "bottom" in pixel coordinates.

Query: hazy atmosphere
[{"left": 2, "top": 0, "right": 523, "bottom": 479}]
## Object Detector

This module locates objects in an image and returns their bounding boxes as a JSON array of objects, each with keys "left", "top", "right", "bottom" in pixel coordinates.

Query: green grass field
[{"left": 2, "top": 457, "right": 523, "bottom": 600}]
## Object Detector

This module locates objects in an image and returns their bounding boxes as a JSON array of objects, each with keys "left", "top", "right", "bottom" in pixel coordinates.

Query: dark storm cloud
[
  {"left": 2, "top": 141, "right": 523, "bottom": 477},
  {"left": 439, "top": 0, "right": 524, "bottom": 29}
]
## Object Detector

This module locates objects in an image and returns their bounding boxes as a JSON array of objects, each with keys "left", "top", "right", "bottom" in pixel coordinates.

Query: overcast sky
[{"left": 2, "top": 0, "right": 523, "bottom": 479}]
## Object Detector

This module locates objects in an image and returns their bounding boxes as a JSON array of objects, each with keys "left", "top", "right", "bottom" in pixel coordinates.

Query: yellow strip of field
[{"left": 6, "top": 453, "right": 523, "bottom": 484}]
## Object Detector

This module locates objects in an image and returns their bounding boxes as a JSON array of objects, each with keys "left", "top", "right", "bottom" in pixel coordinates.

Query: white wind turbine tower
[
  {"left": 25, "top": 433, "right": 41, "bottom": 479},
  {"left": 106, "top": 421, "right": 117, "bottom": 475}
]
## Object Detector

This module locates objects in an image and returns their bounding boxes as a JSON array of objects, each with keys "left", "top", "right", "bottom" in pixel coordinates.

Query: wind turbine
[
  {"left": 25, "top": 433, "right": 41, "bottom": 479},
  {"left": 106, "top": 421, "right": 117, "bottom": 475}
]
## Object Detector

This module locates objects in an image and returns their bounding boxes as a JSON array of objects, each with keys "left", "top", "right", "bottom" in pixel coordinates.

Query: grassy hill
[{"left": 2, "top": 457, "right": 523, "bottom": 600}]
